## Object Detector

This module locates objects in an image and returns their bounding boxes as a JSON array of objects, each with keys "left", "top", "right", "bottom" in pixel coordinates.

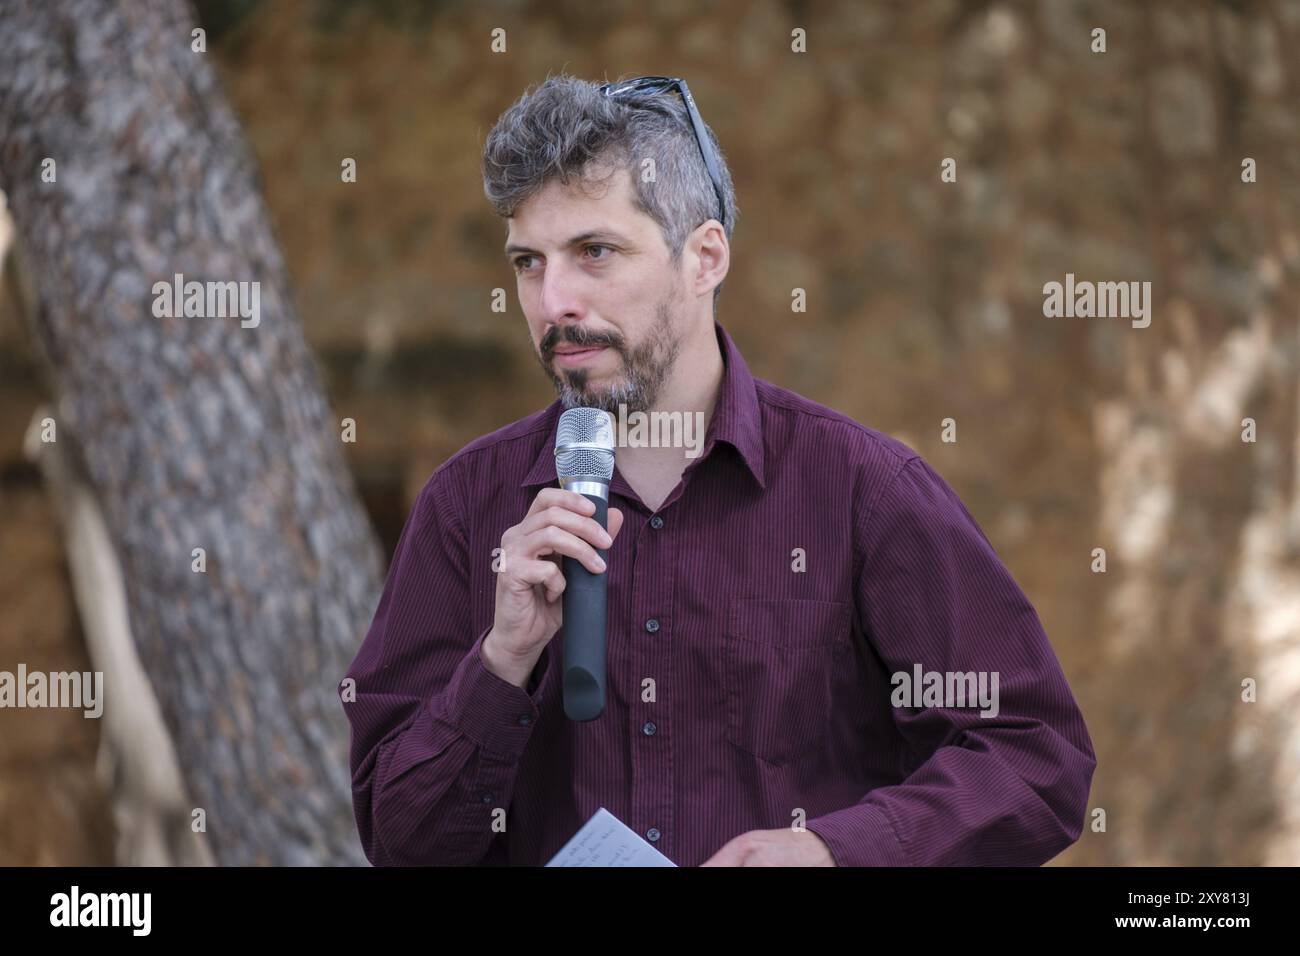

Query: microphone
[{"left": 554, "top": 407, "right": 615, "bottom": 721}]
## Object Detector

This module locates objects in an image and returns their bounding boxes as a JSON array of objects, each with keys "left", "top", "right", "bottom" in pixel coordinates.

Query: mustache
[{"left": 540, "top": 325, "right": 622, "bottom": 358}]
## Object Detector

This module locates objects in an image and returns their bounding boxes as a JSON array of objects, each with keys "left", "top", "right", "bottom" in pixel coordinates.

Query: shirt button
[
  {"left": 649, "top": 515, "right": 664, "bottom": 530},
  {"left": 644, "top": 618, "right": 660, "bottom": 633},
  {"left": 646, "top": 827, "right": 661, "bottom": 842},
  {"left": 480, "top": 791, "right": 494, "bottom": 803},
  {"left": 517, "top": 714, "right": 532, "bottom": 726},
  {"left": 642, "top": 721, "right": 657, "bottom": 736}
]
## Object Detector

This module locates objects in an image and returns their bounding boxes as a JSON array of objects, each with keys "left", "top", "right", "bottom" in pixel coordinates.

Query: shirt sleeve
[
  {"left": 341, "top": 466, "right": 550, "bottom": 866},
  {"left": 805, "top": 455, "right": 1097, "bottom": 866}
]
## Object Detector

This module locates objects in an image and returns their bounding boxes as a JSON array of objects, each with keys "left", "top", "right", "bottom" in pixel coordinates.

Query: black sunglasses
[{"left": 598, "top": 75, "right": 727, "bottom": 229}]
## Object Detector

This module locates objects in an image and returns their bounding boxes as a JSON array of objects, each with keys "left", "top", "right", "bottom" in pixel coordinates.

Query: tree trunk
[
  {"left": 25, "top": 405, "right": 216, "bottom": 867},
  {"left": 0, "top": 0, "right": 382, "bottom": 865}
]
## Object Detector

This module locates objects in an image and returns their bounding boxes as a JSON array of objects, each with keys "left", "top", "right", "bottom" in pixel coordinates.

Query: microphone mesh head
[{"left": 555, "top": 407, "right": 615, "bottom": 482}]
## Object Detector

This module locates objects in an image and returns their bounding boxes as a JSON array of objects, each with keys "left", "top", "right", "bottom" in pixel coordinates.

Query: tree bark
[
  {"left": 25, "top": 405, "right": 216, "bottom": 867},
  {"left": 0, "top": 0, "right": 382, "bottom": 865}
]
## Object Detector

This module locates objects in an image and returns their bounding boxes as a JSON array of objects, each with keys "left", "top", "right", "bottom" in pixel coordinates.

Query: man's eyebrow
[{"left": 504, "top": 230, "right": 630, "bottom": 257}]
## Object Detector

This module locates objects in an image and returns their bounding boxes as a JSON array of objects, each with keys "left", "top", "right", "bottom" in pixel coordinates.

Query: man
[{"left": 341, "top": 73, "right": 1096, "bottom": 866}]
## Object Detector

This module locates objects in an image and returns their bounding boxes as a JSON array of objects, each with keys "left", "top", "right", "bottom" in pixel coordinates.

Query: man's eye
[
  {"left": 513, "top": 255, "right": 535, "bottom": 271},
  {"left": 585, "top": 244, "right": 613, "bottom": 261}
]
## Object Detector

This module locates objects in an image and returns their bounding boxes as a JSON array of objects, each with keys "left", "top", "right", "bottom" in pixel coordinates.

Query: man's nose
[{"left": 538, "top": 257, "right": 587, "bottom": 325}]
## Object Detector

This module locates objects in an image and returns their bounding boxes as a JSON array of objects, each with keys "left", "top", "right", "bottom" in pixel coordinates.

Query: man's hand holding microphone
[{"left": 480, "top": 487, "right": 624, "bottom": 689}]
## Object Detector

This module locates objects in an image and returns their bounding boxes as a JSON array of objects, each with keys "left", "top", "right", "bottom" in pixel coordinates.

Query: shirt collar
[{"left": 519, "top": 320, "right": 766, "bottom": 491}]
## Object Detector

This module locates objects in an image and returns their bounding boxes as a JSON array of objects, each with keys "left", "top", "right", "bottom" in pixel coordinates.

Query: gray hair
[{"left": 482, "top": 72, "right": 739, "bottom": 310}]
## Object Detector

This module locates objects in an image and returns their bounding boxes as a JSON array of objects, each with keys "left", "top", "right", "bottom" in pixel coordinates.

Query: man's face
[{"left": 504, "top": 164, "right": 686, "bottom": 413}]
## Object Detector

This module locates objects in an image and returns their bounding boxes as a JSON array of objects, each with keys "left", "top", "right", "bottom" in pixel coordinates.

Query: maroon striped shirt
[{"left": 342, "top": 320, "right": 1096, "bottom": 866}]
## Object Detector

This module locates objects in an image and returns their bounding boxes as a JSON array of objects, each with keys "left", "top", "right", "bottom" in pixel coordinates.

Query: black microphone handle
[{"left": 561, "top": 492, "right": 609, "bottom": 721}]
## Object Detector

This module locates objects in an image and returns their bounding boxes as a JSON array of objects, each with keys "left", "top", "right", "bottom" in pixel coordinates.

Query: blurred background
[{"left": 1, "top": 0, "right": 1298, "bottom": 865}]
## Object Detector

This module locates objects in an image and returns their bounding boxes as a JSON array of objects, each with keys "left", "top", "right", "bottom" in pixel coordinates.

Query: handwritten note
[{"left": 545, "top": 807, "right": 677, "bottom": 867}]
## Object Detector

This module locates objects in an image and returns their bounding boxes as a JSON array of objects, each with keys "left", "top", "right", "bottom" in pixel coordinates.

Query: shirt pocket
[{"left": 723, "top": 597, "right": 853, "bottom": 767}]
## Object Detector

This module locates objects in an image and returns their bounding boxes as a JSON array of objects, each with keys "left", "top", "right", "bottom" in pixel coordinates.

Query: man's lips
[{"left": 552, "top": 345, "right": 608, "bottom": 366}]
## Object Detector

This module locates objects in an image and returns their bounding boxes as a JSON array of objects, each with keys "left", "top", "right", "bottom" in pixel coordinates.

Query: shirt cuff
[
  {"left": 805, "top": 802, "right": 908, "bottom": 867},
  {"left": 444, "top": 625, "right": 548, "bottom": 758}
]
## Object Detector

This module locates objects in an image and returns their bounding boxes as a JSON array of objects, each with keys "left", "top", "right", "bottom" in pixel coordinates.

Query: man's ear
[{"left": 691, "top": 221, "right": 729, "bottom": 298}]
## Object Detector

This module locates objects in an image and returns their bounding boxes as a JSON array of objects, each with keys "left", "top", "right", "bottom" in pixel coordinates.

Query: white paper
[{"left": 544, "top": 806, "right": 677, "bottom": 866}]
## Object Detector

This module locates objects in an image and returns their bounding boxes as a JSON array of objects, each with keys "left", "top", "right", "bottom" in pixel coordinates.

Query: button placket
[{"left": 629, "top": 499, "right": 675, "bottom": 860}]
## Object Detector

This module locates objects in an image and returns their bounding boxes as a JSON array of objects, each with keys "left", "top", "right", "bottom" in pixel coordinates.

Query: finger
[
  {"left": 699, "top": 844, "right": 739, "bottom": 867},
  {"left": 522, "top": 526, "right": 607, "bottom": 575},
  {"left": 515, "top": 506, "right": 613, "bottom": 550},
  {"left": 505, "top": 557, "right": 568, "bottom": 593},
  {"left": 701, "top": 834, "right": 753, "bottom": 866},
  {"left": 510, "top": 556, "right": 564, "bottom": 585},
  {"left": 545, "top": 567, "right": 566, "bottom": 602},
  {"left": 526, "top": 487, "right": 596, "bottom": 520},
  {"left": 515, "top": 561, "right": 565, "bottom": 605},
  {"left": 536, "top": 561, "right": 566, "bottom": 603},
  {"left": 607, "top": 507, "right": 624, "bottom": 540}
]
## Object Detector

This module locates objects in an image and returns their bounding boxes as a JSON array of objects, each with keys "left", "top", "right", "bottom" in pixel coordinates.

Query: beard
[{"left": 533, "top": 296, "right": 682, "bottom": 414}]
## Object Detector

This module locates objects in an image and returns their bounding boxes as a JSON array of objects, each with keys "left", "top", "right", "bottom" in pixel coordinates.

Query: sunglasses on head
[{"left": 597, "top": 75, "right": 727, "bottom": 229}]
